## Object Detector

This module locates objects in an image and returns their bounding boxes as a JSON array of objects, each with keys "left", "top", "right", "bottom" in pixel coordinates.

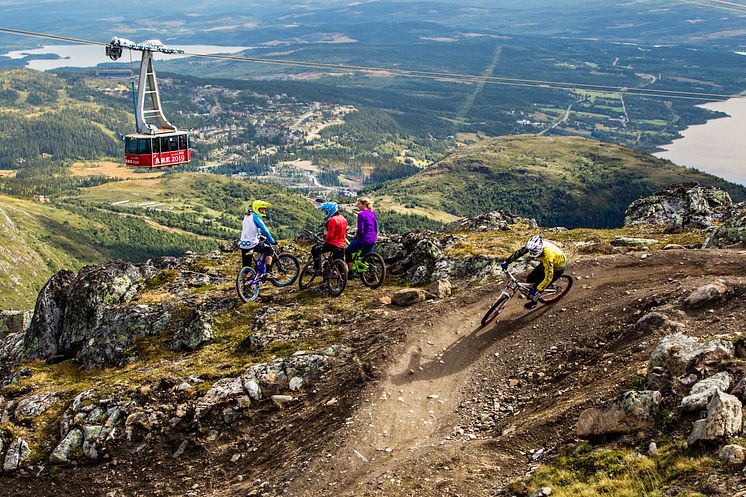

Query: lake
[
  {"left": 2, "top": 44, "right": 249, "bottom": 71},
  {"left": 654, "top": 97, "right": 746, "bottom": 186}
]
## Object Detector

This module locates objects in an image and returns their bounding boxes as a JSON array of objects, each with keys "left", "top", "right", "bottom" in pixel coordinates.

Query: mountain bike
[
  {"left": 481, "top": 268, "right": 573, "bottom": 326},
  {"left": 348, "top": 247, "right": 386, "bottom": 289},
  {"left": 236, "top": 244, "right": 300, "bottom": 302},
  {"left": 297, "top": 231, "right": 348, "bottom": 297}
]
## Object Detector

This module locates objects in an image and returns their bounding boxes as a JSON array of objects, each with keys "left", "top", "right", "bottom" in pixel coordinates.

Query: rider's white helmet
[{"left": 526, "top": 235, "right": 544, "bottom": 258}]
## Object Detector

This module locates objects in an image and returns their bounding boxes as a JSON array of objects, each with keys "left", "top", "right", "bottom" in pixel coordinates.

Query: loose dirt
[{"left": 4, "top": 249, "right": 745, "bottom": 497}]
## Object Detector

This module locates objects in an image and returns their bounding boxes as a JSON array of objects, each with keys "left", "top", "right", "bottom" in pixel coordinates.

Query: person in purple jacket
[{"left": 346, "top": 196, "right": 378, "bottom": 274}]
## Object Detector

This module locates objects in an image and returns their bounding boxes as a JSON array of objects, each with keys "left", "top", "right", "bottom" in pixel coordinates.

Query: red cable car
[
  {"left": 107, "top": 37, "right": 192, "bottom": 168},
  {"left": 124, "top": 132, "right": 192, "bottom": 167}
]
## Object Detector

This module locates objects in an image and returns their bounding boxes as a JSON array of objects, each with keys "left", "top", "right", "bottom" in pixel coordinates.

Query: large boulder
[
  {"left": 687, "top": 391, "right": 742, "bottom": 446},
  {"left": 704, "top": 202, "right": 746, "bottom": 248},
  {"left": 577, "top": 390, "right": 661, "bottom": 437},
  {"left": 624, "top": 182, "right": 732, "bottom": 229},
  {"left": 21, "top": 260, "right": 153, "bottom": 362}
]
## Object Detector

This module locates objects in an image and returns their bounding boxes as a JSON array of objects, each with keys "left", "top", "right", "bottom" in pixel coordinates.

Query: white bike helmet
[{"left": 526, "top": 235, "right": 544, "bottom": 258}]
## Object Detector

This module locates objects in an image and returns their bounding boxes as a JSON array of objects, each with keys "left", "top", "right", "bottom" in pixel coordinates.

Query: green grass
[{"left": 513, "top": 443, "right": 714, "bottom": 497}]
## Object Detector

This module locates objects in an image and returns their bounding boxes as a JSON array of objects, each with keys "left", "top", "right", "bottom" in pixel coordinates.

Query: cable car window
[
  {"left": 152, "top": 138, "right": 161, "bottom": 154},
  {"left": 125, "top": 137, "right": 138, "bottom": 154},
  {"left": 160, "top": 137, "right": 169, "bottom": 154},
  {"left": 178, "top": 134, "right": 187, "bottom": 150},
  {"left": 168, "top": 136, "right": 179, "bottom": 152},
  {"left": 137, "top": 138, "right": 152, "bottom": 155}
]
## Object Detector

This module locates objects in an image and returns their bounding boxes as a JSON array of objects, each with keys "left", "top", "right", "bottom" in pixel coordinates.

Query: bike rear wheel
[
  {"left": 236, "top": 266, "right": 260, "bottom": 302},
  {"left": 298, "top": 258, "right": 317, "bottom": 289},
  {"left": 360, "top": 252, "right": 386, "bottom": 289},
  {"left": 481, "top": 294, "right": 510, "bottom": 327},
  {"left": 539, "top": 274, "right": 574, "bottom": 304},
  {"left": 326, "top": 259, "right": 348, "bottom": 297},
  {"left": 271, "top": 253, "right": 300, "bottom": 287}
]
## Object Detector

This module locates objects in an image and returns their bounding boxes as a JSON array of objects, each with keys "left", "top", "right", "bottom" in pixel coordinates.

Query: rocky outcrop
[
  {"left": 194, "top": 347, "right": 345, "bottom": 424},
  {"left": 377, "top": 209, "right": 542, "bottom": 285},
  {"left": 443, "top": 210, "right": 537, "bottom": 232},
  {"left": 704, "top": 202, "right": 746, "bottom": 248},
  {"left": 624, "top": 182, "right": 732, "bottom": 229},
  {"left": 21, "top": 260, "right": 155, "bottom": 363}
]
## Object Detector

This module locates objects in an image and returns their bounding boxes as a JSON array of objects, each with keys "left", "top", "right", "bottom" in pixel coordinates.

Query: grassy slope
[
  {"left": 0, "top": 195, "right": 107, "bottom": 309},
  {"left": 368, "top": 135, "right": 746, "bottom": 228}
]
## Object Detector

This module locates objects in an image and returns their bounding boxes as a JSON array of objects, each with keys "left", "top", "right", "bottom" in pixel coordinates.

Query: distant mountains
[{"left": 367, "top": 135, "right": 746, "bottom": 229}]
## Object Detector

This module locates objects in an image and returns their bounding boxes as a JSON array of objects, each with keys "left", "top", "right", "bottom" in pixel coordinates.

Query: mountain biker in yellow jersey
[{"left": 500, "top": 235, "right": 567, "bottom": 310}]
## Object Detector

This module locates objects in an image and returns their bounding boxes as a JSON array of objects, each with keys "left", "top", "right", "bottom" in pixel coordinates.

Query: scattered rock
[
  {"left": 577, "top": 390, "right": 661, "bottom": 437},
  {"left": 662, "top": 244, "right": 686, "bottom": 250},
  {"left": 528, "top": 487, "right": 553, "bottom": 497},
  {"left": 634, "top": 312, "right": 685, "bottom": 334},
  {"left": 49, "top": 429, "right": 83, "bottom": 464},
  {"left": 718, "top": 444, "right": 746, "bottom": 465},
  {"left": 426, "top": 279, "right": 452, "bottom": 299},
  {"left": 271, "top": 395, "right": 294, "bottom": 404},
  {"left": 3, "top": 438, "right": 31, "bottom": 471},
  {"left": 172, "top": 440, "right": 188, "bottom": 459},
  {"left": 687, "top": 391, "right": 743, "bottom": 447},
  {"left": 610, "top": 237, "right": 658, "bottom": 249},
  {"left": 683, "top": 281, "right": 730, "bottom": 309},
  {"left": 680, "top": 372, "right": 732, "bottom": 412},
  {"left": 14, "top": 392, "right": 59, "bottom": 420},
  {"left": 391, "top": 288, "right": 427, "bottom": 306}
]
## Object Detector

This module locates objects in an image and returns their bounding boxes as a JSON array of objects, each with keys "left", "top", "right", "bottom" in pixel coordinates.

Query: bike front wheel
[
  {"left": 236, "top": 266, "right": 260, "bottom": 302},
  {"left": 481, "top": 294, "right": 510, "bottom": 327},
  {"left": 271, "top": 253, "right": 300, "bottom": 287},
  {"left": 326, "top": 259, "right": 348, "bottom": 297},
  {"left": 360, "top": 253, "right": 386, "bottom": 289},
  {"left": 539, "top": 275, "right": 574, "bottom": 304},
  {"left": 298, "top": 258, "right": 317, "bottom": 289}
]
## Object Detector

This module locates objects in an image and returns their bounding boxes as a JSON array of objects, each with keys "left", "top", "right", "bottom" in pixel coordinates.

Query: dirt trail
[{"left": 285, "top": 249, "right": 746, "bottom": 496}]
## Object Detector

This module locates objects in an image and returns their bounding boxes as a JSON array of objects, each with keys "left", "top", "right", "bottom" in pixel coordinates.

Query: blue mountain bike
[{"left": 236, "top": 245, "right": 300, "bottom": 302}]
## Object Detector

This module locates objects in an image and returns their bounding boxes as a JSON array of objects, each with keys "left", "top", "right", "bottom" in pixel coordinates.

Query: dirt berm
[{"left": 5, "top": 249, "right": 746, "bottom": 496}]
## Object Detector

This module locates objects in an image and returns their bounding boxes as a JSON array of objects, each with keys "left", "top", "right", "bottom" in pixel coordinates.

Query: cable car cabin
[{"left": 124, "top": 132, "right": 192, "bottom": 168}]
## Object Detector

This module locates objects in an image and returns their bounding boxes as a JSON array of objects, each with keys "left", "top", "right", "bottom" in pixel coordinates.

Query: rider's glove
[
  {"left": 500, "top": 261, "right": 509, "bottom": 271},
  {"left": 529, "top": 288, "right": 542, "bottom": 302}
]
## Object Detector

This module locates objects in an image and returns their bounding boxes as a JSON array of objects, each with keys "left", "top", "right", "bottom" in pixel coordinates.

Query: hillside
[
  {"left": 367, "top": 135, "right": 746, "bottom": 228},
  {"left": 0, "top": 210, "right": 744, "bottom": 496}
]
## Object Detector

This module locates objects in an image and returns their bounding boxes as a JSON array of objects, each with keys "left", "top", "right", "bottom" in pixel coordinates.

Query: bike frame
[{"left": 500, "top": 269, "right": 562, "bottom": 300}]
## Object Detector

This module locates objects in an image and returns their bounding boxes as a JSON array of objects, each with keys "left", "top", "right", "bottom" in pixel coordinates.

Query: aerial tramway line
[{"left": 106, "top": 37, "right": 192, "bottom": 168}]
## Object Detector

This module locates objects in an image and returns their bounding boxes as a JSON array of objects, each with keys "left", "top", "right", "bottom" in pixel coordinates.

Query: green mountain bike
[{"left": 348, "top": 247, "right": 386, "bottom": 289}]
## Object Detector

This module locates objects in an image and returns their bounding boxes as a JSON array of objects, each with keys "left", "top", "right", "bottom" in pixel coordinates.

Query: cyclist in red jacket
[{"left": 312, "top": 202, "right": 348, "bottom": 273}]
